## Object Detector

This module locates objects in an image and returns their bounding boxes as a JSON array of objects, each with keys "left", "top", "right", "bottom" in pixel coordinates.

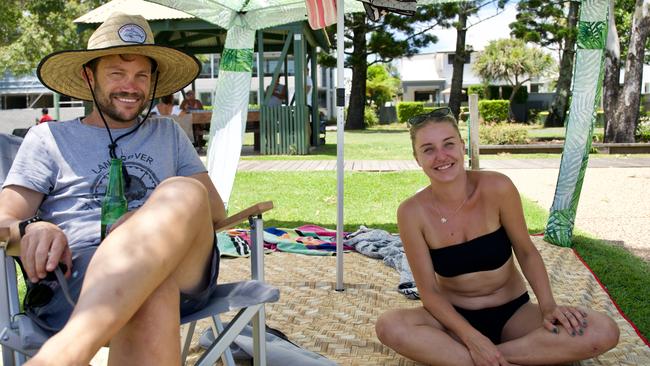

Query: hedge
[
  {"left": 397, "top": 102, "right": 426, "bottom": 123},
  {"left": 478, "top": 100, "right": 509, "bottom": 123}
]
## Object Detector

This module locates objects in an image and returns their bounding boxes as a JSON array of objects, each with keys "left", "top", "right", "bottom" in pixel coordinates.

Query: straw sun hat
[{"left": 37, "top": 12, "right": 200, "bottom": 101}]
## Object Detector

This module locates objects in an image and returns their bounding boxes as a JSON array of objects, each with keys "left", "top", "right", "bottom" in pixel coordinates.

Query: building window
[
  {"left": 447, "top": 53, "right": 471, "bottom": 65},
  {"left": 530, "top": 84, "right": 540, "bottom": 93}
]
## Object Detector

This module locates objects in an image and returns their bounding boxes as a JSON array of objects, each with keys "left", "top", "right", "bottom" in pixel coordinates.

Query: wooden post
[{"left": 468, "top": 94, "right": 480, "bottom": 170}]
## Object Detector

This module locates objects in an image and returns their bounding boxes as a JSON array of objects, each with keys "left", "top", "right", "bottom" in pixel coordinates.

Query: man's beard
[{"left": 94, "top": 83, "right": 148, "bottom": 124}]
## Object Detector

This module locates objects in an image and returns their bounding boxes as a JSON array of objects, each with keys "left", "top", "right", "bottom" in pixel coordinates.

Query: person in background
[
  {"left": 152, "top": 94, "right": 182, "bottom": 116},
  {"left": 38, "top": 108, "right": 54, "bottom": 124},
  {"left": 305, "top": 67, "right": 314, "bottom": 144},
  {"left": 375, "top": 108, "right": 619, "bottom": 366},
  {"left": 180, "top": 90, "right": 203, "bottom": 112}
]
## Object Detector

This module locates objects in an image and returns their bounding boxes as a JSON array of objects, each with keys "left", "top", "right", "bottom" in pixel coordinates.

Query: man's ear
[{"left": 80, "top": 66, "right": 94, "bottom": 87}]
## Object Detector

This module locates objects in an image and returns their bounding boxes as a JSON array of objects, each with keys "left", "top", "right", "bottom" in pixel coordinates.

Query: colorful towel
[{"left": 219, "top": 225, "right": 352, "bottom": 256}]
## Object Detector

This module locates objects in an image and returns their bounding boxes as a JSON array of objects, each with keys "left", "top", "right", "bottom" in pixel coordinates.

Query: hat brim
[{"left": 37, "top": 45, "right": 200, "bottom": 101}]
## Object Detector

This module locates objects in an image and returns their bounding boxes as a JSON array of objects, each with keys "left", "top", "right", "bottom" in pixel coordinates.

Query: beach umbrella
[{"left": 150, "top": 0, "right": 466, "bottom": 291}]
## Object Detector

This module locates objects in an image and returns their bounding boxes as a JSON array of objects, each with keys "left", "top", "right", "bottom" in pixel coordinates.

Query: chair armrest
[
  {"left": 0, "top": 223, "right": 21, "bottom": 257},
  {"left": 214, "top": 201, "right": 273, "bottom": 232}
]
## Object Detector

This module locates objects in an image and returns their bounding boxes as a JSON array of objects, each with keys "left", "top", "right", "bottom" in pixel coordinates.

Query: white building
[{"left": 395, "top": 50, "right": 555, "bottom": 105}]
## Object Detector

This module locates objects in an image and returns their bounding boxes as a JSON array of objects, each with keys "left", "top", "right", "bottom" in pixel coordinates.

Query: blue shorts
[{"left": 27, "top": 234, "right": 220, "bottom": 335}]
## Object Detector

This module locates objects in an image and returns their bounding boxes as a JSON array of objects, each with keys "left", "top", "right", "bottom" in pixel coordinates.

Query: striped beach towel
[{"left": 305, "top": 0, "right": 337, "bottom": 30}]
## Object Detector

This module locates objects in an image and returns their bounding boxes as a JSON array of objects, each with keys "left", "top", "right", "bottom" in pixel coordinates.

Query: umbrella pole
[{"left": 335, "top": 0, "right": 345, "bottom": 291}]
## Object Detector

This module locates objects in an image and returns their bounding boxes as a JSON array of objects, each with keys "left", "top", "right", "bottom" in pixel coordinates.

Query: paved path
[
  {"left": 232, "top": 157, "right": 650, "bottom": 171},
  {"left": 226, "top": 156, "right": 650, "bottom": 261}
]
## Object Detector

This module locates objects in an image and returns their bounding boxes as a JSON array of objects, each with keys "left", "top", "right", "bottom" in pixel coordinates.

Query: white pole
[
  {"left": 335, "top": 0, "right": 345, "bottom": 291},
  {"left": 469, "top": 94, "right": 480, "bottom": 170}
]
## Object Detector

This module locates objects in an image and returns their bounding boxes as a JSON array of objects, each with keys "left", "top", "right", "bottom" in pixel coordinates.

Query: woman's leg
[
  {"left": 498, "top": 302, "right": 619, "bottom": 365},
  {"left": 375, "top": 307, "right": 474, "bottom": 366}
]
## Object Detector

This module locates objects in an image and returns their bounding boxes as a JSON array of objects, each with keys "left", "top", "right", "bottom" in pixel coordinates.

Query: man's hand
[{"left": 20, "top": 221, "right": 72, "bottom": 283}]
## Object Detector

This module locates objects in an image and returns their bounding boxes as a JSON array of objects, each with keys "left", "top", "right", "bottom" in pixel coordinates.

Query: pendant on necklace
[{"left": 440, "top": 217, "right": 448, "bottom": 224}]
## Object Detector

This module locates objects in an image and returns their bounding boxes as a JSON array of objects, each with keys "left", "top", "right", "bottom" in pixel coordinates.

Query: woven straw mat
[{"left": 185, "top": 236, "right": 649, "bottom": 366}]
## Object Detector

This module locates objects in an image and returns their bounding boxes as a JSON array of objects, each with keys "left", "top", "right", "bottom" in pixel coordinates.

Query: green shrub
[
  {"left": 364, "top": 106, "right": 379, "bottom": 127},
  {"left": 537, "top": 111, "right": 549, "bottom": 125},
  {"left": 478, "top": 100, "right": 510, "bottom": 122},
  {"left": 637, "top": 116, "right": 650, "bottom": 142},
  {"left": 468, "top": 85, "right": 486, "bottom": 99},
  {"left": 595, "top": 110, "right": 605, "bottom": 127},
  {"left": 479, "top": 122, "right": 529, "bottom": 145},
  {"left": 396, "top": 102, "right": 426, "bottom": 123}
]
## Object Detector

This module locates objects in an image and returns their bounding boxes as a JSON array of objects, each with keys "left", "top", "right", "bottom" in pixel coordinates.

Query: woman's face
[{"left": 413, "top": 122, "right": 465, "bottom": 183}]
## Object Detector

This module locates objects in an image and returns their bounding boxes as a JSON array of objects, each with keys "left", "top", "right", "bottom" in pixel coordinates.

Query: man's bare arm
[{"left": 0, "top": 186, "right": 72, "bottom": 281}]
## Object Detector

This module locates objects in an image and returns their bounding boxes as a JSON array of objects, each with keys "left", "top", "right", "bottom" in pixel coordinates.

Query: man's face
[
  {"left": 88, "top": 54, "right": 153, "bottom": 124},
  {"left": 186, "top": 91, "right": 195, "bottom": 100}
]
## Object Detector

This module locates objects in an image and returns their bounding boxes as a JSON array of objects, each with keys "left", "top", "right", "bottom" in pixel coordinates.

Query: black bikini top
[{"left": 429, "top": 226, "right": 512, "bottom": 278}]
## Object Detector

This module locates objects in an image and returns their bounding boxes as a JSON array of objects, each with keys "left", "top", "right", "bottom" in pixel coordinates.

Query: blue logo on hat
[{"left": 118, "top": 24, "right": 146, "bottom": 44}]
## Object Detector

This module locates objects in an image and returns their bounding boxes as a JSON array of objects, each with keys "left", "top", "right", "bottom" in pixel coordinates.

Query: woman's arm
[{"left": 497, "top": 175, "right": 585, "bottom": 334}]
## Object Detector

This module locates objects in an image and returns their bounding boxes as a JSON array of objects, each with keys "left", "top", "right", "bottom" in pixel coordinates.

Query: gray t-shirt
[{"left": 3, "top": 117, "right": 206, "bottom": 250}]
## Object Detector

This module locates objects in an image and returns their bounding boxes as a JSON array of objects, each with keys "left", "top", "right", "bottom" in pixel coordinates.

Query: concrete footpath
[{"left": 229, "top": 157, "right": 650, "bottom": 261}]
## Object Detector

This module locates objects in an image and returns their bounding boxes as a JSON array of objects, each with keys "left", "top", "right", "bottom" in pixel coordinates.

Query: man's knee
[{"left": 150, "top": 177, "right": 209, "bottom": 213}]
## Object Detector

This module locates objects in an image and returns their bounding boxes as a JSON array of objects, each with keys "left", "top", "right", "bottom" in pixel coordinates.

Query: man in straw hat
[{"left": 0, "top": 12, "right": 226, "bottom": 365}]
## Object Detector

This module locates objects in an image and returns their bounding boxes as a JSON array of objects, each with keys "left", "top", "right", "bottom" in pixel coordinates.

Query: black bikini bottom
[{"left": 453, "top": 292, "right": 530, "bottom": 344}]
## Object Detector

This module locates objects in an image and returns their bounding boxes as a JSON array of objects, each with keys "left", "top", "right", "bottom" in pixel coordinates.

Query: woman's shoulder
[
  {"left": 471, "top": 170, "right": 517, "bottom": 197},
  {"left": 398, "top": 187, "right": 429, "bottom": 218}
]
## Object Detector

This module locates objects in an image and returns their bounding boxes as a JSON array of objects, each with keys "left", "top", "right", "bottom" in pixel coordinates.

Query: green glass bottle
[{"left": 100, "top": 158, "right": 127, "bottom": 240}]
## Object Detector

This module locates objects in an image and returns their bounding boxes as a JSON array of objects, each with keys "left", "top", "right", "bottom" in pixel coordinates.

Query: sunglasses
[
  {"left": 23, "top": 263, "right": 68, "bottom": 309},
  {"left": 408, "top": 107, "right": 453, "bottom": 126}
]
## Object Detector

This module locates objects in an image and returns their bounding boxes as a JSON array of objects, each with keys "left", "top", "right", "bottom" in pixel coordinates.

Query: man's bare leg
[{"left": 26, "top": 177, "right": 216, "bottom": 366}]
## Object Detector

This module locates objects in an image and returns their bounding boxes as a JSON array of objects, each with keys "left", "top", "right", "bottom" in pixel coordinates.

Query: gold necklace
[{"left": 432, "top": 195, "right": 468, "bottom": 224}]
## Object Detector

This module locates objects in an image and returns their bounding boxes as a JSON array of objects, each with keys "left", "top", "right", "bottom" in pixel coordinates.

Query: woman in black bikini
[{"left": 375, "top": 109, "right": 619, "bottom": 366}]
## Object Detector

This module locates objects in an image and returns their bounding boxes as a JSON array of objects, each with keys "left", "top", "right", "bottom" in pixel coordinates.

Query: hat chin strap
[{"left": 82, "top": 66, "right": 160, "bottom": 189}]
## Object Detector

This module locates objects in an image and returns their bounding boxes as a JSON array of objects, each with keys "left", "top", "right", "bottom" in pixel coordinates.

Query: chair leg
[
  {"left": 180, "top": 322, "right": 196, "bottom": 365},
  {"left": 194, "top": 305, "right": 261, "bottom": 366},
  {"left": 251, "top": 306, "right": 267, "bottom": 366},
  {"left": 212, "top": 316, "right": 235, "bottom": 366}
]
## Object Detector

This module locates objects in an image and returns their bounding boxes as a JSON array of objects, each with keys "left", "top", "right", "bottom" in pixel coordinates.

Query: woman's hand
[
  {"left": 542, "top": 304, "right": 588, "bottom": 337},
  {"left": 465, "top": 333, "right": 512, "bottom": 366}
]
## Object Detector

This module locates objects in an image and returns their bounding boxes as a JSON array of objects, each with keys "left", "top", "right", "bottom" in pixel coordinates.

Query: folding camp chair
[{"left": 0, "top": 133, "right": 279, "bottom": 365}]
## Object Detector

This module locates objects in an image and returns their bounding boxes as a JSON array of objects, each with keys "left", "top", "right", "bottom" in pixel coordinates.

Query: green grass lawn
[{"left": 230, "top": 171, "right": 650, "bottom": 339}]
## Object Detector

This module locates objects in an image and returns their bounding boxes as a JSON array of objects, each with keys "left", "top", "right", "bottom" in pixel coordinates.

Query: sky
[{"left": 421, "top": 2, "right": 519, "bottom": 53}]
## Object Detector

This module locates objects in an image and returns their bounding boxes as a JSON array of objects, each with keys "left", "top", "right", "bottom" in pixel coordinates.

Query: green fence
[{"left": 260, "top": 105, "right": 309, "bottom": 155}]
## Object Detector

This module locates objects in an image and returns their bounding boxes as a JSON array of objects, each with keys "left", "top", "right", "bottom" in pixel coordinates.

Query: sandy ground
[{"left": 496, "top": 167, "right": 650, "bottom": 261}]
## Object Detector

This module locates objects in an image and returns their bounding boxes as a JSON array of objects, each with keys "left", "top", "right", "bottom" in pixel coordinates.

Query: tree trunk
[
  {"left": 448, "top": 8, "right": 468, "bottom": 120},
  {"left": 608, "top": 0, "right": 649, "bottom": 142},
  {"left": 346, "top": 14, "right": 368, "bottom": 130},
  {"left": 508, "top": 85, "right": 520, "bottom": 122},
  {"left": 615, "top": 0, "right": 650, "bottom": 142},
  {"left": 603, "top": 0, "right": 620, "bottom": 141},
  {"left": 544, "top": 1, "right": 579, "bottom": 128}
]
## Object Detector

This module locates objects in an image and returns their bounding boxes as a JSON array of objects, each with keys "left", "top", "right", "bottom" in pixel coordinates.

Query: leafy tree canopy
[
  {"left": 0, "top": 0, "right": 106, "bottom": 76},
  {"left": 366, "top": 64, "right": 400, "bottom": 107},
  {"left": 474, "top": 38, "right": 555, "bottom": 88},
  {"left": 509, "top": 0, "right": 576, "bottom": 53}
]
